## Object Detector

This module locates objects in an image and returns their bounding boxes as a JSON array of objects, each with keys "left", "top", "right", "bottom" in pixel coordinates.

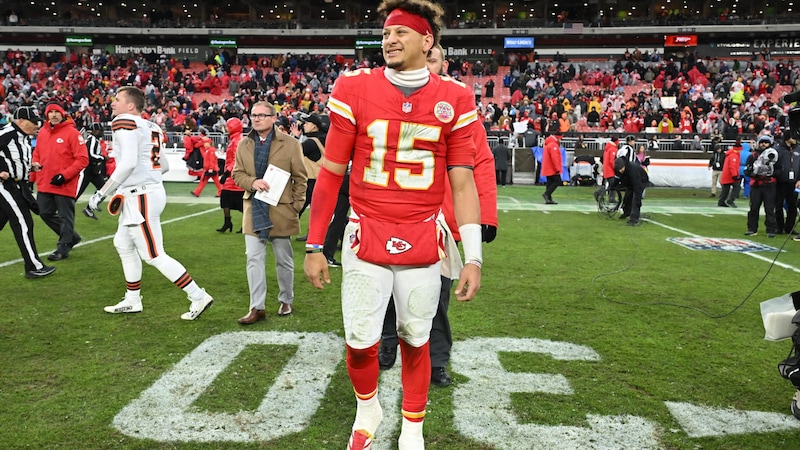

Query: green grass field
[{"left": 2, "top": 183, "right": 800, "bottom": 449}]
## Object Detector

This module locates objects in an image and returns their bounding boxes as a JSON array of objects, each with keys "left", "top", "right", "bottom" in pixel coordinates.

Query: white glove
[{"left": 88, "top": 191, "right": 106, "bottom": 211}]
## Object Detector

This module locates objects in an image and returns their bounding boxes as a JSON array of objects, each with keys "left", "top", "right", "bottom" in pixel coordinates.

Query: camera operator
[{"left": 744, "top": 135, "right": 781, "bottom": 237}]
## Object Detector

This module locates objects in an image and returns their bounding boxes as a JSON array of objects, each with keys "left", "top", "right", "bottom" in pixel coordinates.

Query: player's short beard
[{"left": 386, "top": 60, "right": 402, "bottom": 69}]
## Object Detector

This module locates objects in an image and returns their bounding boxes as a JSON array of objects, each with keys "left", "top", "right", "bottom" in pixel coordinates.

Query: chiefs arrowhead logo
[{"left": 386, "top": 237, "right": 412, "bottom": 254}]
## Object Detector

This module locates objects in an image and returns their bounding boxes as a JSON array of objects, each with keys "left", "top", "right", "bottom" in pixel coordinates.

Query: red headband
[{"left": 384, "top": 8, "right": 432, "bottom": 37}]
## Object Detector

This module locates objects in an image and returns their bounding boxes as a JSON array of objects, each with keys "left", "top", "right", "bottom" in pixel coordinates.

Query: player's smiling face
[{"left": 382, "top": 25, "right": 430, "bottom": 71}]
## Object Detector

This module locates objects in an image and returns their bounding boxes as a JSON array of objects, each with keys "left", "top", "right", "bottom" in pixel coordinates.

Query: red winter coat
[
  {"left": 32, "top": 117, "right": 89, "bottom": 199},
  {"left": 222, "top": 119, "right": 244, "bottom": 192},
  {"left": 541, "top": 135, "right": 562, "bottom": 177},
  {"left": 721, "top": 146, "right": 741, "bottom": 184},
  {"left": 603, "top": 141, "right": 618, "bottom": 179},
  {"left": 199, "top": 143, "right": 219, "bottom": 173},
  {"left": 183, "top": 134, "right": 210, "bottom": 177}
]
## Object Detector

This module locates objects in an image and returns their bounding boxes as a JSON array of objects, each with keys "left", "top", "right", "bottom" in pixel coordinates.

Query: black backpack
[{"left": 186, "top": 147, "right": 204, "bottom": 171}]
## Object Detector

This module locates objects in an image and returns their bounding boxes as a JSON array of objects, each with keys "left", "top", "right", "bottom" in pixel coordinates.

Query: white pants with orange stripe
[
  {"left": 340, "top": 221, "right": 443, "bottom": 349},
  {"left": 113, "top": 184, "right": 191, "bottom": 287}
]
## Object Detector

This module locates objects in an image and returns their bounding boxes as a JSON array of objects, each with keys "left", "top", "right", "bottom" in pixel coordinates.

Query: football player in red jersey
[
  {"left": 303, "top": 1, "right": 482, "bottom": 449},
  {"left": 378, "top": 43, "right": 498, "bottom": 389}
]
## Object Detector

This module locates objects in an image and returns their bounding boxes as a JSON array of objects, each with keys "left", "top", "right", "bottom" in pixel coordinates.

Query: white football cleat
[
  {"left": 181, "top": 289, "right": 213, "bottom": 320},
  {"left": 104, "top": 296, "right": 143, "bottom": 314}
]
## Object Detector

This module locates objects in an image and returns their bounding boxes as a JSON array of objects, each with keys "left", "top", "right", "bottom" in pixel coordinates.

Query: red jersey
[
  {"left": 326, "top": 67, "right": 477, "bottom": 223},
  {"left": 441, "top": 120, "right": 498, "bottom": 241},
  {"left": 679, "top": 117, "right": 693, "bottom": 133}
]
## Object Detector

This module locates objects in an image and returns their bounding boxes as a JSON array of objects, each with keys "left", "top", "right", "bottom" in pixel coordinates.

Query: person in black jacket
[
  {"left": 294, "top": 113, "right": 327, "bottom": 242},
  {"left": 708, "top": 143, "right": 725, "bottom": 198},
  {"left": 613, "top": 156, "right": 649, "bottom": 226},
  {"left": 774, "top": 133, "right": 798, "bottom": 234}
]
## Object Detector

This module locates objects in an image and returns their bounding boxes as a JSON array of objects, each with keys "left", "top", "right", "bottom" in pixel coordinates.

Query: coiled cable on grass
[{"left": 592, "top": 217, "right": 798, "bottom": 318}]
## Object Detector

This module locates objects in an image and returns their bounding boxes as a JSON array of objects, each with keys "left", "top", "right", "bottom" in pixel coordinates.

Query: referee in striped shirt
[{"left": 0, "top": 107, "right": 56, "bottom": 278}]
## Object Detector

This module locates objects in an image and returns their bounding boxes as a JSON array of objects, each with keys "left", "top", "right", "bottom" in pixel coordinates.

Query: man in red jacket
[
  {"left": 718, "top": 138, "right": 743, "bottom": 208},
  {"left": 541, "top": 129, "right": 563, "bottom": 204},
  {"left": 594, "top": 136, "right": 619, "bottom": 201},
  {"left": 32, "top": 102, "right": 89, "bottom": 261},
  {"left": 603, "top": 136, "right": 619, "bottom": 183}
]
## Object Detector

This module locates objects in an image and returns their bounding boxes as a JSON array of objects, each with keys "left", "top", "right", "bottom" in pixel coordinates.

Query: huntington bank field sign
[{"left": 111, "top": 332, "right": 800, "bottom": 449}]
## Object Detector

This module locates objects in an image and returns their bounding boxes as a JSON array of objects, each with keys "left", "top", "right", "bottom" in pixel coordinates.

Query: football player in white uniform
[{"left": 87, "top": 86, "right": 213, "bottom": 320}]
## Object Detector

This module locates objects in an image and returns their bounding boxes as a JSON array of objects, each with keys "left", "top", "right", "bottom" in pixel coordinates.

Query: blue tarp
[{"left": 532, "top": 146, "right": 569, "bottom": 183}]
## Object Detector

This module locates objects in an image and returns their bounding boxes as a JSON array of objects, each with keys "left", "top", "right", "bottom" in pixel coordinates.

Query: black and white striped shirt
[
  {"left": 85, "top": 134, "right": 105, "bottom": 162},
  {"left": 0, "top": 122, "right": 33, "bottom": 181}
]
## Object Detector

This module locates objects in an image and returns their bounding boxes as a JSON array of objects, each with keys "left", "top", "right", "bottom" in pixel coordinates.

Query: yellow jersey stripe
[
  {"left": 328, "top": 96, "right": 355, "bottom": 125},
  {"left": 452, "top": 109, "right": 478, "bottom": 132}
]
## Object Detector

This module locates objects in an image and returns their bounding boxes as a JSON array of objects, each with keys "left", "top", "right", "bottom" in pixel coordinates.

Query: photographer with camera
[{"left": 744, "top": 134, "right": 781, "bottom": 237}]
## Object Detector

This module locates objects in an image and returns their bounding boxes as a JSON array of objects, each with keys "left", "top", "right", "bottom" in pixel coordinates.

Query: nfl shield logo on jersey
[
  {"left": 386, "top": 237, "right": 412, "bottom": 254},
  {"left": 402, "top": 102, "right": 412, "bottom": 113}
]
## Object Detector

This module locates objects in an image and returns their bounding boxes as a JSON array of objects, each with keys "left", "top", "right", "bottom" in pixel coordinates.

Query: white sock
[
  {"left": 398, "top": 417, "right": 425, "bottom": 450},
  {"left": 352, "top": 394, "right": 383, "bottom": 436},
  {"left": 184, "top": 282, "right": 205, "bottom": 301}
]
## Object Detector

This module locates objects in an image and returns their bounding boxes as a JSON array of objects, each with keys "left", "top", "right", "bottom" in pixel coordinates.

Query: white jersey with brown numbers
[{"left": 111, "top": 113, "right": 165, "bottom": 189}]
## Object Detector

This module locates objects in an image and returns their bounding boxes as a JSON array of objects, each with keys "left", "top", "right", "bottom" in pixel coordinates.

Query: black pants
[
  {"left": 77, "top": 164, "right": 108, "bottom": 199},
  {"left": 544, "top": 174, "right": 561, "bottom": 199},
  {"left": 297, "top": 178, "right": 316, "bottom": 218},
  {"left": 323, "top": 173, "right": 350, "bottom": 260},
  {"left": 495, "top": 169, "right": 507, "bottom": 186},
  {"left": 37, "top": 192, "right": 80, "bottom": 251},
  {"left": 622, "top": 186, "right": 644, "bottom": 221},
  {"left": 718, "top": 182, "right": 741, "bottom": 206},
  {"left": 775, "top": 182, "right": 798, "bottom": 233},
  {"left": 380, "top": 276, "right": 453, "bottom": 368},
  {"left": 0, "top": 180, "right": 46, "bottom": 272},
  {"left": 747, "top": 183, "right": 777, "bottom": 233}
]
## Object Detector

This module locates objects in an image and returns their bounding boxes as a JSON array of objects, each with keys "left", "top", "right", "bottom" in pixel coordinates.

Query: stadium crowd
[
  {"left": 0, "top": 48, "right": 343, "bottom": 135},
  {"left": 0, "top": 46, "right": 799, "bottom": 148},
  {"left": 457, "top": 48, "right": 800, "bottom": 144}
]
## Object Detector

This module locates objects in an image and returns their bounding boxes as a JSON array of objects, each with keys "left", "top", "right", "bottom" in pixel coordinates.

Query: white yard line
[{"left": 0, "top": 207, "right": 217, "bottom": 268}]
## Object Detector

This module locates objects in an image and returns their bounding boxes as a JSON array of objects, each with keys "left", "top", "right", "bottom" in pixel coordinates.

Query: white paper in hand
[{"left": 254, "top": 164, "right": 290, "bottom": 206}]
